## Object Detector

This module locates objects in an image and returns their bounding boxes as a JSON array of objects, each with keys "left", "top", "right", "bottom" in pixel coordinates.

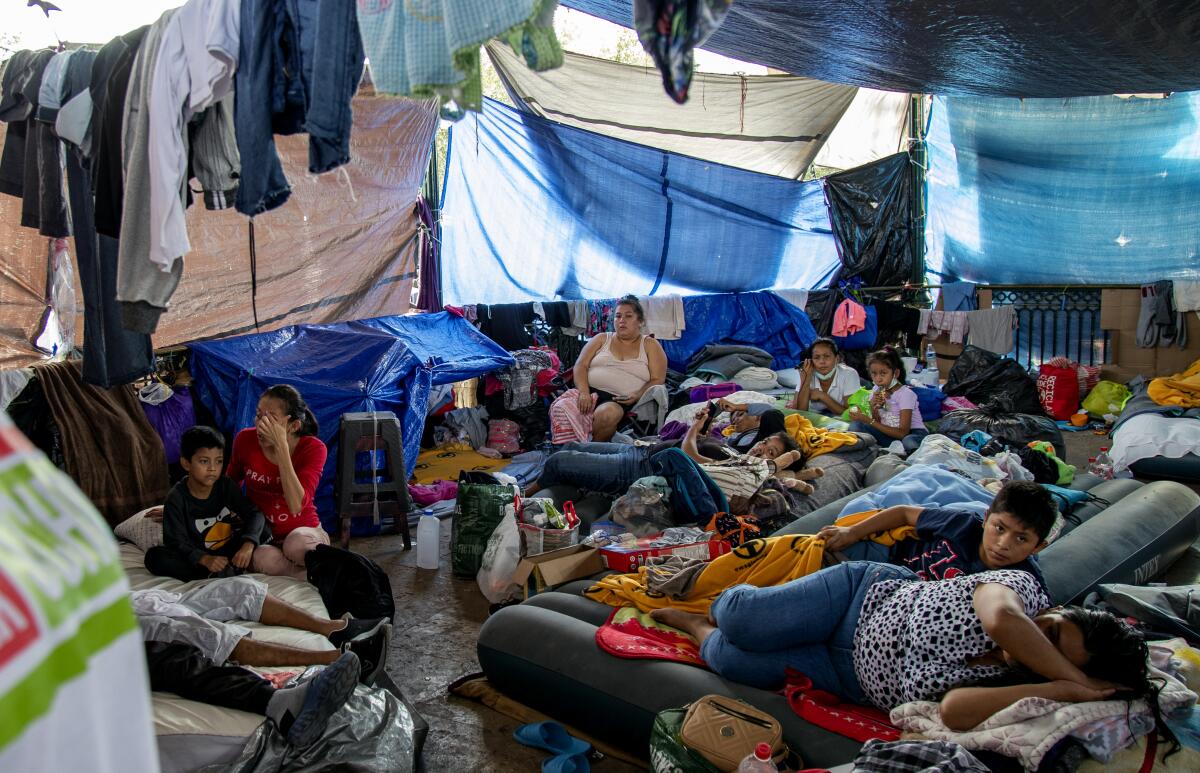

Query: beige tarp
[{"left": 0, "top": 95, "right": 438, "bottom": 368}]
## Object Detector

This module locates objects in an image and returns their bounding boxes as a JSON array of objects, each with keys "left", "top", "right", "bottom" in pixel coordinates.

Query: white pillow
[
  {"left": 775, "top": 367, "right": 801, "bottom": 389},
  {"left": 733, "top": 366, "right": 779, "bottom": 392},
  {"left": 114, "top": 507, "right": 164, "bottom": 553}
]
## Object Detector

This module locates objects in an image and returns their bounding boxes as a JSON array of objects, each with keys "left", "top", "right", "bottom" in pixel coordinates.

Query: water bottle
[
  {"left": 416, "top": 509, "right": 440, "bottom": 569},
  {"left": 736, "top": 743, "right": 776, "bottom": 772},
  {"left": 1094, "top": 447, "right": 1114, "bottom": 480},
  {"left": 925, "top": 342, "right": 938, "bottom": 370}
]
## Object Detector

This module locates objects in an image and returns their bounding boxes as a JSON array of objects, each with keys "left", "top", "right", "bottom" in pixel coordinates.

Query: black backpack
[{"left": 305, "top": 544, "right": 395, "bottom": 622}]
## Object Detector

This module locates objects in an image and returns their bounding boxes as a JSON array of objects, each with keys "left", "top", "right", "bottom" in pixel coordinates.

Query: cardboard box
[
  {"left": 598, "top": 538, "right": 731, "bottom": 573},
  {"left": 923, "top": 288, "right": 994, "bottom": 379},
  {"left": 512, "top": 544, "right": 604, "bottom": 599},
  {"left": 1101, "top": 288, "right": 1200, "bottom": 378}
]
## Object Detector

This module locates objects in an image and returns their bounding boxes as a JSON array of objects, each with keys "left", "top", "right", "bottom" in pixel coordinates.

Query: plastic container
[
  {"left": 737, "top": 743, "right": 776, "bottom": 772},
  {"left": 1087, "top": 449, "right": 1114, "bottom": 480},
  {"left": 925, "top": 342, "right": 938, "bottom": 370},
  {"left": 416, "top": 510, "right": 440, "bottom": 569}
]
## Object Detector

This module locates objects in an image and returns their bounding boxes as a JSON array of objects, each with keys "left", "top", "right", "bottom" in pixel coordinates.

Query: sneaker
[
  {"left": 343, "top": 623, "right": 391, "bottom": 685},
  {"left": 328, "top": 614, "right": 389, "bottom": 649},
  {"left": 274, "top": 651, "right": 360, "bottom": 747}
]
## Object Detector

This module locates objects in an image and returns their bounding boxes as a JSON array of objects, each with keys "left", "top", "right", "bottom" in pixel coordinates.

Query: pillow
[
  {"left": 114, "top": 507, "right": 164, "bottom": 553},
  {"left": 775, "top": 368, "right": 801, "bottom": 389},
  {"left": 733, "top": 366, "right": 779, "bottom": 392}
]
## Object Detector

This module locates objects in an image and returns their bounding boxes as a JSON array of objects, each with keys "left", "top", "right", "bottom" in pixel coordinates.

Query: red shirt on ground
[{"left": 227, "top": 428, "right": 326, "bottom": 540}]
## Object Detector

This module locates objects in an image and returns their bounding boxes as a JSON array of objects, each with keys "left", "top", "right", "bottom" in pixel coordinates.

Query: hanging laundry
[
  {"left": 632, "top": 0, "right": 734, "bottom": 104},
  {"left": 496, "top": 349, "right": 554, "bottom": 410},
  {"left": 1172, "top": 279, "right": 1200, "bottom": 313},
  {"left": 356, "top": 0, "right": 563, "bottom": 119},
  {"left": 965, "top": 306, "right": 1016, "bottom": 355},
  {"left": 139, "top": 383, "right": 196, "bottom": 465},
  {"left": 638, "top": 295, "right": 685, "bottom": 340},
  {"left": 938, "top": 281, "right": 978, "bottom": 312},
  {"left": 414, "top": 197, "right": 443, "bottom": 311},
  {"left": 477, "top": 303, "right": 535, "bottom": 350},
  {"left": 918, "top": 309, "right": 970, "bottom": 344},
  {"left": 772, "top": 288, "right": 809, "bottom": 312},
  {"left": 0, "top": 48, "right": 70, "bottom": 237},
  {"left": 1137, "top": 281, "right": 1188, "bottom": 348},
  {"left": 92, "top": 26, "right": 151, "bottom": 239},
  {"left": 832, "top": 297, "right": 867, "bottom": 336},
  {"left": 587, "top": 298, "right": 618, "bottom": 336}
]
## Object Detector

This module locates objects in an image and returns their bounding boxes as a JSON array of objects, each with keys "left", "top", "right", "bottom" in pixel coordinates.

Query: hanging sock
[{"left": 633, "top": 0, "right": 734, "bottom": 104}]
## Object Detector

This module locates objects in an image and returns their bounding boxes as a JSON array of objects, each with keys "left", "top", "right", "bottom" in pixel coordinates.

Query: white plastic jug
[{"left": 416, "top": 511, "right": 440, "bottom": 569}]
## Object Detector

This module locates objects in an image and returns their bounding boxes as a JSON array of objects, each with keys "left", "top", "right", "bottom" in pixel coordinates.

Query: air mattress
[{"left": 477, "top": 478, "right": 1200, "bottom": 766}]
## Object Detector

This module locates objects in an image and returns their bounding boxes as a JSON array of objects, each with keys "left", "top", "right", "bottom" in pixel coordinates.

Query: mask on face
[
  {"left": 815, "top": 368, "right": 836, "bottom": 381},
  {"left": 887, "top": 378, "right": 899, "bottom": 389}
]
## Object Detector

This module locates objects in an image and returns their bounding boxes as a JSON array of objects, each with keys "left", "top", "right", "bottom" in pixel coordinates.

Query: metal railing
[{"left": 990, "top": 289, "right": 1110, "bottom": 369}]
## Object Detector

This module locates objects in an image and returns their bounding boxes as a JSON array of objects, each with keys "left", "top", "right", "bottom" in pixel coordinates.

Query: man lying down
[{"left": 133, "top": 576, "right": 390, "bottom": 747}]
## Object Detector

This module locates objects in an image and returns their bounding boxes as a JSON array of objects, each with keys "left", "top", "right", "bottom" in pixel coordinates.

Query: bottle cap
[
  {"left": 755, "top": 743, "right": 771, "bottom": 759},
  {"left": 1088, "top": 457, "right": 1096, "bottom": 463},
  {"left": 1100, "top": 446, "right": 1108, "bottom": 452}
]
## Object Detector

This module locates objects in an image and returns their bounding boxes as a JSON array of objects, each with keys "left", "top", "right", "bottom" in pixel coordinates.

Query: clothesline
[{"left": 851, "top": 283, "right": 1142, "bottom": 293}]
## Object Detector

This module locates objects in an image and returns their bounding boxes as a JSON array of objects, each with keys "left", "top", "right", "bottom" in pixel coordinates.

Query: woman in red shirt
[{"left": 227, "top": 385, "right": 330, "bottom": 578}]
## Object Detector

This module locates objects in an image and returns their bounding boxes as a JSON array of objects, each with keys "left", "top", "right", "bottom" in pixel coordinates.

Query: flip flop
[
  {"left": 542, "top": 752, "right": 590, "bottom": 773},
  {"left": 513, "top": 721, "right": 591, "bottom": 757}
]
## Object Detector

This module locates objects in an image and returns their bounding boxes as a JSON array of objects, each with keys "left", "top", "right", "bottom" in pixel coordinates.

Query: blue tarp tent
[
  {"left": 440, "top": 98, "right": 840, "bottom": 305},
  {"left": 189, "top": 312, "right": 513, "bottom": 531},
  {"left": 661, "top": 292, "right": 819, "bottom": 372}
]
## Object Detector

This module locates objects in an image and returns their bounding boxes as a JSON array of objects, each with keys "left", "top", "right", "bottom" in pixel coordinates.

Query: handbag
[{"left": 679, "top": 694, "right": 785, "bottom": 772}]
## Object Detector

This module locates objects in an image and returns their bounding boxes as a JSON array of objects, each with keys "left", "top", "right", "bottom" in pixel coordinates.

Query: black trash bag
[
  {"left": 937, "top": 396, "right": 1065, "bottom": 451},
  {"left": 944, "top": 346, "right": 1044, "bottom": 416},
  {"left": 306, "top": 544, "right": 396, "bottom": 622},
  {"left": 1016, "top": 447, "right": 1061, "bottom": 484}
]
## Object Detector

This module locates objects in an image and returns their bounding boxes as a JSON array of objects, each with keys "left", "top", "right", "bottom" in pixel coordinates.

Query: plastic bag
[
  {"left": 1036, "top": 363, "right": 1081, "bottom": 421},
  {"left": 610, "top": 483, "right": 674, "bottom": 537},
  {"left": 906, "top": 434, "right": 1006, "bottom": 481},
  {"left": 937, "top": 396, "right": 1064, "bottom": 451},
  {"left": 1082, "top": 380, "right": 1132, "bottom": 418},
  {"left": 944, "top": 346, "right": 1044, "bottom": 416},
  {"left": 451, "top": 480, "right": 514, "bottom": 578},
  {"left": 650, "top": 708, "right": 721, "bottom": 773},
  {"left": 993, "top": 450, "right": 1034, "bottom": 481},
  {"left": 476, "top": 511, "right": 522, "bottom": 603},
  {"left": 840, "top": 386, "right": 873, "bottom": 421},
  {"left": 487, "top": 418, "right": 522, "bottom": 455}
]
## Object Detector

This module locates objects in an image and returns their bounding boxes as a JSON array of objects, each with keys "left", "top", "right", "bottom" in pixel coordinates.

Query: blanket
[
  {"left": 838, "top": 464, "right": 994, "bottom": 519},
  {"left": 35, "top": 360, "right": 168, "bottom": 526},
  {"left": 783, "top": 413, "right": 860, "bottom": 459},
  {"left": 584, "top": 510, "right": 915, "bottom": 614},
  {"left": 890, "top": 664, "right": 1196, "bottom": 770},
  {"left": 594, "top": 607, "right": 705, "bottom": 666},
  {"left": 411, "top": 445, "right": 508, "bottom": 484},
  {"left": 1148, "top": 358, "right": 1200, "bottom": 408}
]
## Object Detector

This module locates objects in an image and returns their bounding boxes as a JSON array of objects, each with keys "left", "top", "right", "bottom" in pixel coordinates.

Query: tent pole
[{"left": 908, "top": 94, "right": 928, "bottom": 289}]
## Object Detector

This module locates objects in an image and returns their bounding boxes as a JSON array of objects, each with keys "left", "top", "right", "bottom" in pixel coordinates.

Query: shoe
[
  {"left": 543, "top": 753, "right": 590, "bottom": 773},
  {"left": 513, "top": 721, "right": 591, "bottom": 757},
  {"left": 328, "top": 614, "right": 389, "bottom": 649},
  {"left": 280, "top": 651, "right": 360, "bottom": 747},
  {"left": 343, "top": 623, "right": 391, "bottom": 685}
]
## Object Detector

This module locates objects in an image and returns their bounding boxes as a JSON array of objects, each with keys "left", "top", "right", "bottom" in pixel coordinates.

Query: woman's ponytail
[{"left": 262, "top": 384, "right": 319, "bottom": 437}]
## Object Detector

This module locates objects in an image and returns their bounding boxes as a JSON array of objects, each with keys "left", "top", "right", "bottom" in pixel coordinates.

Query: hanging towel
[
  {"left": 639, "top": 294, "right": 685, "bottom": 340},
  {"left": 918, "top": 309, "right": 970, "bottom": 344},
  {"left": 772, "top": 288, "right": 809, "bottom": 312},
  {"left": 965, "top": 307, "right": 1016, "bottom": 355},
  {"left": 939, "top": 281, "right": 978, "bottom": 312},
  {"left": 832, "top": 298, "right": 868, "bottom": 336},
  {"left": 1173, "top": 279, "right": 1200, "bottom": 313}
]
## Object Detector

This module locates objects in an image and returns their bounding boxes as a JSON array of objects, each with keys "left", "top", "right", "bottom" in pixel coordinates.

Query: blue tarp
[
  {"left": 927, "top": 93, "right": 1200, "bottom": 285},
  {"left": 660, "top": 292, "right": 818, "bottom": 372},
  {"left": 440, "top": 98, "right": 840, "bottom": 305},
  {"left": 189, "top": 313, "right": 513, "bottom": 531},
  {"left": 562, "top": 1, "right": 1200, "bottom": 98}
]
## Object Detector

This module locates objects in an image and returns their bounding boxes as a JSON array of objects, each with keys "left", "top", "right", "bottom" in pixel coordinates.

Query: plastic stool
[{"left": 336, "top": 411, "right": 412, "bottom": 550}]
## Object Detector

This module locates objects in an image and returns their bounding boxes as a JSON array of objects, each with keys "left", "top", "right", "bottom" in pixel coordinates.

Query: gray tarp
[{"left": 486, "top": 41, "right": 858, "bottom": 179}]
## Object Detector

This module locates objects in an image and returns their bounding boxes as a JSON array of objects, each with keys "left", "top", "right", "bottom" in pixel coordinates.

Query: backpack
[
  {"left": 648, "top": 448, "right": 730, "bottom": 525},
  {"left": 305, "top": 544, "right": 396, "bottom": 622}
]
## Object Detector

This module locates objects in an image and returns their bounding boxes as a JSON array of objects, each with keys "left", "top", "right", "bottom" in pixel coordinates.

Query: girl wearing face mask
[
  {"left": 846, "top": 349, "right": 928, "bottom": 454},
  {"left": 789, "top": 338, "right": 861, "bottom": 414}
]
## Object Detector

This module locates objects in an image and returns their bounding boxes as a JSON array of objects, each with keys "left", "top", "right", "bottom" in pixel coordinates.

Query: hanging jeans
[
  {"left": 700, "top": 561, "right": 917, "bottom": 696},
  {"left": 235, "top": 0, "right": 365, "bottom": 216}
]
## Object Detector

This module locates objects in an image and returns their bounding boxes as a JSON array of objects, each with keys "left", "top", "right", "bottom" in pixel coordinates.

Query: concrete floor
[{"left": 351, "top": 428, "right": 1200, "bottom": 772}]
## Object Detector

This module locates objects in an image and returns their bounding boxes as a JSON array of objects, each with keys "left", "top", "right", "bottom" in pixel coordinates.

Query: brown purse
[{"left": 679, "top": 694, "right": 785, "bottom": 772}]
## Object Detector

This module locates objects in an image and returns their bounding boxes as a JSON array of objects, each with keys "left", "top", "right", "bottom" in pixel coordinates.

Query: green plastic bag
[
  {"left": 451, "top": 482, "right": 514, "bottom": 579},
  {"left": 649, "top": 708, "right": 721, "bottom": 773},
  {"left": 840, "top": 386, "right": 873, "bottom": 421},
  {"left": 1082, "top": 380, "right": 1132, "bottom": 418}
]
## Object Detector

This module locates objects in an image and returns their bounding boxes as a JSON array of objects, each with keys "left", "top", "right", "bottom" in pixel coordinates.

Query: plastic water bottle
[
  {"left": 416, "top": 510, "right": 440, "bottom": 569},
  {"left": 1092, "top": 447, "right": 1114, "bottom": 480},
  {"left": 925, "top": 342, "right": 938, "bottom": 370},
  {"left": 737, "top": 743, "right": 776, "bottom": 772}
]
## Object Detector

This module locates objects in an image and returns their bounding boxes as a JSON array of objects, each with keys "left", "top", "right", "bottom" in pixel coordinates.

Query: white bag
[
  {"left": 906, "top": 434, "right": 1005, "bottom": 481},
  {"left": 476, "top": 510, "right": 522, "bottom": 603}
]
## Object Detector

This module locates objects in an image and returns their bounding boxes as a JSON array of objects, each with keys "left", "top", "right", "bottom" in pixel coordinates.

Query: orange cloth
[
  {"left": 1148, "top": 358, "right": 1200, "bottom": 408},
  {"left": 832, "top": 298, "right": 867, "bottom": 336}
]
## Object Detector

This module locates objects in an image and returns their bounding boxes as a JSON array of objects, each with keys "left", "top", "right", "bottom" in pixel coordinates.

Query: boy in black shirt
[
  {"left": 817, "top": 480, "right": 1056, "bottom": 589},
  {"left": 145, "top": 426, "right": 271, "bottom": 581}
]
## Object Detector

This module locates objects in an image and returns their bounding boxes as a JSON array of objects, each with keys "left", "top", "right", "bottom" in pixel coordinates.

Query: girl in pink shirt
[
  {"left": 847, "top": 349, "right": 929, "bottom": 455},
  {"left": 227, "top": 385, "right": 330, "bottom": 578}
]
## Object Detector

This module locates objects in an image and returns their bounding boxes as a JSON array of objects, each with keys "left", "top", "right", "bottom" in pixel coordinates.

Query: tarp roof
[{"left": 561, "top": 1, "right": 1200, "bottom": 98}]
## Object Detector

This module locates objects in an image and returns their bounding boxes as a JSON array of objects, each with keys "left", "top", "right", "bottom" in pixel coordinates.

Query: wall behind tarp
[
  {"left": 486, "top": 41, "right": 856, "bottom": 179},
  {"left": 440, "top": 98, "right": 841, "bottom": 305},
  {"left": 0, "top": 96, "right": 438, "bottom": 368},
  {"left": 189, "top": 312, "right": 514, "bottom": 531},
  {"left": 926, "top": 93, "right": 1200, "bottom": 285},
  {"left": 561, "top": 0, "right": 1200, "bottom": 97}
]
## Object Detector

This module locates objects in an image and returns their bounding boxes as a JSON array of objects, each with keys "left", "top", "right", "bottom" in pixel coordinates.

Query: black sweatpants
[
  {"left": 144, "top": 641, "right": 274, "bottom": 715},
  {"left": 144, "top": 542, "right": 241, "bottom": 582}
]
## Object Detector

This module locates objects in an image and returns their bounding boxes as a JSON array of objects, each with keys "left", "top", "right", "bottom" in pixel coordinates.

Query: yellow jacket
[
  {"left": 584, "top": 509, "right": 915, "bottom": 614},
  {"left": 783, "top": 413, "right": 860, "bottom": 459}
]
